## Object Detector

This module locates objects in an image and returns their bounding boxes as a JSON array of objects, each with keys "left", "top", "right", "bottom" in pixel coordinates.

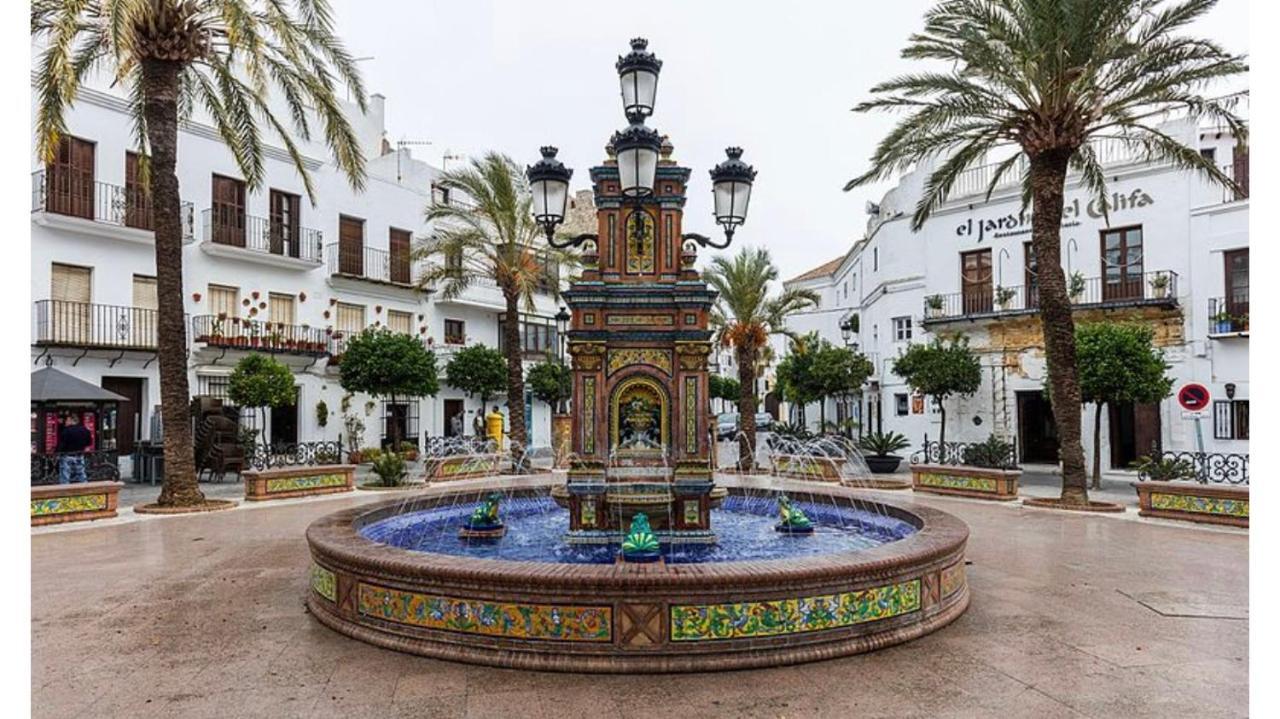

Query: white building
[
  {"left": 30, "top": 72, "right": 580, "bottom": 474},
  {"left": 785, "top": 97, "right": 1249, "bottom": 475}
]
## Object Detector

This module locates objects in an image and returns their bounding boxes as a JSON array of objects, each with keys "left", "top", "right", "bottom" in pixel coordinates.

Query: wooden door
[
  {"left": 1101, "top": 226, "right": 1143, "bottom": 301},
  {"left": 269, "top": 190, "right": 300, "bottom": 257},
  {"left": 389, "top": 228, "right": 412, "bottom": 284},
  {"left": 50, "top": 263, "right": 92, "bottom": 344},
  {"left": 960, "top": 249, "right": 992, "bottom": 314},
  {"left": 47, "top": 136, "right": 95, "bottom": 219},
  {"left": 1023, "top": 241, "right": 1039, "bottom": 309},
  {"left": 1016, "top": 391, "right": 1058, "bottom": 464},
  {"left": 211, "top": 175, "right": 246, "bottom": 247},
  {"left": 1224, "top": 248, "right": 1248, "bottom": 319},
  {"left": 338, "top": 216, "right": 364, "bottom": 275},
  {"left": 102, "top": 377, "right": 142, "bottom": 455},
  {"left": 124, "top": 152, "right": 152, "bottom": 229},
  {"left": 1109, "top": 401, "right": 1162, "bottom": 469}
]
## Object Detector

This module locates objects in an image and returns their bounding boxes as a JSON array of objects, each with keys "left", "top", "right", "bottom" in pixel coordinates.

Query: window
[
  {"left": 1224, "top": 248, "right": 1248, "bottom": 318},
  {"left": 50, "top": 263, "right": 92, "bottom": 344},
  {"left": 131, "top": 275, "right": 158, "bottom": 347},
  {"left": 961, "top": 249, "right": 993, "bottom": 314},
  {"left": 210, "top": 174, "right": 247, "bottom": 247},
  {"left": 498, "top": 316, "right": 555, "bottom": 355},
  {"left": 208, "top": 284, "right": 239, "bottom": 318},
  {"left": 269, "top": 293, "right": 296, "bottom": 326},
  {"left": 387, "top": 309, "right": 413, "bottom": 335},
  {"left": 1101, "top": 226, "right": 1143, "bottom": 301},
  {"left": 269, "top": 190, "right": 301, "bottom": 257},
  {"left": 1199, "top": 147, "right": 1216, "bottom": 163},
  {"left": 389, "top": 228, "right": 412, "bottom": 285},
  {"left": 124, "top": 152, "right": 151, "bottom": 229},
  {"left": 335, "top": 302, "right": 365, "bottom": 335},
  {"left": 46, "top": 136, "right": 95, "bottom": 219},
  {"left": 1213, "top": 400, "right": 1249, "bottom": 440},
  {"left": 895, "top": 393, "right": 909, "bottom": 417},
  {"left": 444, "top": 247, "right": 463, "bottom": 278},
  {"left": 893, "top": 316, "right": 912, "bottom": 342},
  {"left": 132, "top": 276, "right": 157, "bottom": 309},
  {"left": 444, "top": 319, "right": 466, "bottom": 345},
  {"left": 431, "top": 183, "right": 451, "bottom": 206}
]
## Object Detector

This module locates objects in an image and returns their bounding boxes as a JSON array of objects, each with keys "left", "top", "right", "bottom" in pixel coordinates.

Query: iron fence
[
  {"left": 1208, "top": 297, "right": 1249, "bottom": 334},
  {"left": 910, "top": 435, "right": 1019, "bottom": 470},
  {"left": 191, "top": 315, "right": 329, "bottom": 355},
  {"left": 327, "top": 243, "right": 414, "bottom": 286},
  {"left": 32, "top": 170, "right": 194, "bottom": 238},
  {"left": 202, "top": 209, "right": 323, "bottom": 262},
  {"left": 31, "top": 450, "right": 120, "bottom": 486},
  {"left": 33, "top": 300, "right": 160, "bottom": 350},
  {"left": 924, "top": 270, "right": 1178, "bottom": 322},
  {"left": 1139, "top": 451, "right": 1249, "bottom": 485},
  {"left": 244, "top": 440, "right": 344, "bottom": 470}
]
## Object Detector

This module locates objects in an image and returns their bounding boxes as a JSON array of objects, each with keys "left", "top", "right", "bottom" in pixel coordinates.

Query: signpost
[{"left": 1177, "top": 383, "right": 1211, "bottom": 454}]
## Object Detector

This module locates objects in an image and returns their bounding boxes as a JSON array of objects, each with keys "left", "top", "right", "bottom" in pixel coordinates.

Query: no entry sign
[{"left": 1177, "top": 383, "right": 1211, "bottom": 412}]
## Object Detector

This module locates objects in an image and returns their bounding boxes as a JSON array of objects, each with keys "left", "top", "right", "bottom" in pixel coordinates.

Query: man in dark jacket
[{"left": 56, "top": 414, "right": 92, "bottom": 484}]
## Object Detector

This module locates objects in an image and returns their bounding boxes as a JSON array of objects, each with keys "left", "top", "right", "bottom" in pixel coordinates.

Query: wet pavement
[{"left": 33, "top": 475, "right": 1247, "bottom": 718}]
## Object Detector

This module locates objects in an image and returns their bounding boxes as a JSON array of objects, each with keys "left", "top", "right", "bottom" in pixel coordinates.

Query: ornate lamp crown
[
  {"left": 610, "top": 123, "right": 663, "bottom": 153},
  {"left": 615, "top": 37, "right": 663, "bottom": 78},
  {"left": 526, "top": 146, "right": 573, "bottom": 184},
  {"left": 709, "top": 147, "right": 757, "bottom": 184}
]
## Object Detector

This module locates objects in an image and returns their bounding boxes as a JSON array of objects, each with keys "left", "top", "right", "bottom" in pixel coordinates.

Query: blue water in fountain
[{"left": 359, "top": 495, "right": 918, "bottom": 564}]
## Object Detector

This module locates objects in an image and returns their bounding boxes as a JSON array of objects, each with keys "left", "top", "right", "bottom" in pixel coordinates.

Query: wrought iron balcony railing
[
  {"left": 1208, "top": 296, "right": 1249, "bottom": 335},
  {"left": 327, "top": 244, "right": 415, "bottom": 286},
  {"left": 33, "top": 300, "right": 160, "bottom": 350},
  {"left": 31, "top": 170, "right": 194, "bottom": 239},
  {"left": 191, "top": 315, "right": 329, "bottom": 355},
  {"left": 202, "top": 209, "right": 323, "bottom": 262},
  {"left": 923, "top": 270, "right": 1178, "bottom": 323}
]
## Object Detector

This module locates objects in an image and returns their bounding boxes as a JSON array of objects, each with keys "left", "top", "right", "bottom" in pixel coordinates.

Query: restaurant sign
[{"left": 955, "top": 188, "right": 1155, "bottom": 243}]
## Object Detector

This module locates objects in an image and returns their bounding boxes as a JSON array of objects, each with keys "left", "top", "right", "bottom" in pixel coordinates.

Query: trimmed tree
[
  {"left": 445, "top": 344, "right": 509, "bottom": 414},
  {"left": 775, "top": 335, "right": 822, "bottom": 428},
  {"left": 892, "top": 337, "right": 982, "bottom": 448},
  {"left": 227, "top": 353, "right": 296, "bottom": 447},
  {"left": 709, "top": 375, "right": 741, "bottom": 414},
  {"left": 813, "top": 341, "right": 875, "bottom": 435},
  {"left": 339, "top": 329, "right": 439, "bottom": 450},
  {"left": 1076, "top": 322, "right": 1174, "bottom": 488},
  {"left": 527, "top": 358, "right": 572, "bottom": 412}
]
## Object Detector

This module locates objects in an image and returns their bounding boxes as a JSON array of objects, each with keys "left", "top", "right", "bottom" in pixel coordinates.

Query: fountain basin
[{"left": 306, "top": 478, "right": 970, "bottom": 673}]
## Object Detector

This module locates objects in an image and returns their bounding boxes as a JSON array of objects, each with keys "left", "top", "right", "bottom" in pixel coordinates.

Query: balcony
[
  {"left": 33, "top": 300, "right": 159, "bottom": 351},
  {"left": 201, "top": 210, "right": 324, "bottom": 268},
  {"left": 192, "top": 315, "right": 329, "bottom": 355},
  {"left": 923, "top": 270, "right": 1179, "bottom": 324},
  {"left": 31, "top": 171, "right": 194, "bottom": 243},
  {"left": 1216, "top": 160, "right": 1249, "bottom": 204},
  {"left": 948, "top": 138, "right": 1142, "bottom": 201},
  {"left": 1208, "top": 297, "right": 1249, "bottom": 338},
  {"left": 327, "top": 244, "right": 415, "bottom": 288}
]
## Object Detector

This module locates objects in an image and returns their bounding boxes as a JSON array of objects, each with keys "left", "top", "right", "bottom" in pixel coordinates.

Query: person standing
[{"left": 56, "top": 413, "right": 92, "bottom": 484}]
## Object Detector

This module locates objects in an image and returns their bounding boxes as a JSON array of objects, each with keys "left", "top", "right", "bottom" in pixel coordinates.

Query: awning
[{"left": 30, "top": 368, "right": 129, "bottom": 403}]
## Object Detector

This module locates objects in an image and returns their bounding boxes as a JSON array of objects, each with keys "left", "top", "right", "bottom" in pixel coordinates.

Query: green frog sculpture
[
  {"left": 775, "top": 495, "right": 815, "bottom": 535},
  {"left": 458, "top": 492, "right": 506, "bottom": 540},
  {"left": 620, "top": 512, "right": 662, "bottom": 563}
]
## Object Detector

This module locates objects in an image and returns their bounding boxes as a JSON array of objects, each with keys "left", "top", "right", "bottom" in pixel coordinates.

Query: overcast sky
[{"left": 328, "top": 0, "right": 1249, "bottom": 281}]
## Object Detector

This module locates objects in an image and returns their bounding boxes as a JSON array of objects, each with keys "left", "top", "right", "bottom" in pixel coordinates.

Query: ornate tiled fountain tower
[{"left": 560, "top": 140, "right": 718, "bottom": 544}]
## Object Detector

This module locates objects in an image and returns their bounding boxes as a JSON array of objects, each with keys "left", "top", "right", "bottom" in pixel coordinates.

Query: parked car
[{"left": 716, "top": 412, "right": 774, "bottom": 440}]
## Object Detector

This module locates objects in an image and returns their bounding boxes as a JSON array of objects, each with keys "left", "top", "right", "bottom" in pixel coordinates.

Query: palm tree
[
  {"left": 705, "top": 247, "right": 818, "bottom": 471},
  {"left": 846, "top": 0, "right": 1245, "bottom": 505},
  {"left": 417, "top": 152, "right": 569, "bottom": 458},
  {"left": 32, "top": 0, "right": 367, "bottom": 507}
]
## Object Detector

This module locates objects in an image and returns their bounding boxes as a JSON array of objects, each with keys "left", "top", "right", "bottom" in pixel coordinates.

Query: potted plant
[
  {"left": 925, "top": 294, "right": 945, "bottom": 318},
  {"left": 398, "top": 441, "right": 419, "bottom": 462},
  {"left": 1211, "top": 309, "right": 1234, "bottom": 334},
  {"left": 994, "top": 286, "right": 1016, "bottom": 310},
  {"left": 1068, "top": 271, "right": 1086, "bottom": 303},
  {"left": 1148, "top": 273, "right": 1170, "bottom": 299},
  {"left": 858, "top": 431, "right": 911, "bottom": 473}
]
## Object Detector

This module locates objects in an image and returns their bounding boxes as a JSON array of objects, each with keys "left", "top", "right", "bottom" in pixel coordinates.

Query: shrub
[
  {"left": 771, "top": 422, "right": 812, "bottom": 440},
  {"left": 370, "top": 451, "right": 408, "bottom": 487},
  {"left": 359, "top": 446, "right": 383, "bottom": 464},
  {"left": 859, "top": 431, "right": 911, "bottom": 457},
  {"left": 1134, "top": 455, "right": 1196, "bottom": 482},
  {"left": 961, "top": 435, "right": 1017, "bottom": 469}
]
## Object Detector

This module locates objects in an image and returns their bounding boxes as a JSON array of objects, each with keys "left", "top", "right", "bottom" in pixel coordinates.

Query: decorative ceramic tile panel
[
  {"left": 31, "top": 493, "right": 107, "bottom": 517},
  {"left": 583, "top": 377, "right": 596, "bottom": 454},
  {"left": 1151, "top": 492, "right": 1248, "bottom": 517},
  {"left": 266, "top": 473, "right": 347, "bottom": 493},
  {"left": 670, "top": 579, "right": 921, "bottom": 641},
  {"left": 607, "top": 348, "right": 673, "bottom": 376},
  {"left": 311, "top": 564, "right": 336, "bottom": 602},
  {"left": 685, "top": 376, "right": 698, "bottom": 453},
  {"left": 683, "top": 499, "right": 700, "bottom": 525},
  {"left": 940, "top": 562, "right": 965, "bottom": 598},
  {"left": 580, "top": 499, "right": 597, "bottom": 526},
  {"left": 440, "top": 456, "right": 499, "bottom": 476},
  {"left": 917, "top": 473, "right": 996, "bottom": 493},
  {"left": 606, "top": 314, "right": 674, "bottom": 326},
  {"left": 357, "top": 583, "right": 612, "bottom": 642}
]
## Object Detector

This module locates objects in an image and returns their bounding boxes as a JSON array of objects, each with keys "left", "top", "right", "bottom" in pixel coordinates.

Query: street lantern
[
  {"left": 611, "top": 121, "right": 662, "bottom": 198},
  {"left": 710, "top": 147, "right": 756, "bottom": 242},
  {"left": 840, "top": 318, "right": 853, "bottom": 345},
  {"left": 616, "top": 37, "right": 662, "bottom": 120},
  {"left": 555, "top": 306, "right": 570, "bottom": 362},
  {"left": 526, "top": 146, "right": 573, "bottom": 241}
]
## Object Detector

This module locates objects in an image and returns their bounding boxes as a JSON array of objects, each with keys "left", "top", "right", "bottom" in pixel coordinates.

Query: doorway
[
  {"left": 1109, "top": 401, "right": 1162, "bottom": 469},
  {"left": 1016, "top": 390, "right": 1058, "bottom": 464},
  {"left": 443, "top": 399, "right": 465, "bottom": 438},
  {"left": 102, "top": 377, "right": 143, "bottom": 455},
  {"left": 269, "top": 387, "right": 300, "bottom": 447}
]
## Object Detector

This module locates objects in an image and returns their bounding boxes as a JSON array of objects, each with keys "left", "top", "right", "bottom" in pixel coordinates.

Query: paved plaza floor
[{"left": 33, "top": 477, "right": 1247, "bottom": 718}]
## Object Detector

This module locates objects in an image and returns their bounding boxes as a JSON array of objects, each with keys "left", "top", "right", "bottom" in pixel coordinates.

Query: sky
[{"left": 327, "top": 0, "right": 1250, "bottom": 282}]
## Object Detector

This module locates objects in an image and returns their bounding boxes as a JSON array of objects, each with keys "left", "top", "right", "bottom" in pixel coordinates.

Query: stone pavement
[{"left": 32, "top": 478, "right": 1247, "bottom": 718}]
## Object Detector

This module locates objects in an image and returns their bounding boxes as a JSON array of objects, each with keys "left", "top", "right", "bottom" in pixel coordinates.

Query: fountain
[{"left": 304, "top": 38, "right": 969, "bottom": 672}]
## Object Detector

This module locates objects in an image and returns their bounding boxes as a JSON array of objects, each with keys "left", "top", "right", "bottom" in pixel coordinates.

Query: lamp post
[{"left": 554, "top": 306, "right": 570, "bottom": 413}]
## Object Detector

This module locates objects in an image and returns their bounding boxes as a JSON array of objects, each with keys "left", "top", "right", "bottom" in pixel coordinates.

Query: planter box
[
  {"left": 864, "top": 455, "right": 903, "bottom": 474},
  {"left": 1134, "top": 481, "right": 1248, "bottom": 527},
  {"left": 31, "top": 481, "right": 123, "bottom": 526},
  {"left": 771, "top": 454, "right": 845, "bottom": 481},
  {"left": 428, "top": 453, "right": 503, "bottom": 481},
  {"left": 243, "top": 464, "right": 355, "bottom": 501},
  {"left": 911, "top": 464, "right": 1020, "bottom": 501}
]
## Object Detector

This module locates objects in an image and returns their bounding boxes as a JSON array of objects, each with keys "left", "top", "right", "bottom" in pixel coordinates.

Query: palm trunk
[
  {"left": 1030, "top": 150, "right": 1089, "bottom": 505},
  {"left": 736, "top": 345, "right": 756, "bottom": 471},
  {"left": 502, "top": 290, "right": 527, "bottom": 465},
  {"left": 1092, "top": 403, "right": 1103, "bottom": 490},
  {"left": 819, "top": 397, "right": 826, "bottom": 433},
  {"left": 145, "top": 59, "right": 204, "bottom": 507}
]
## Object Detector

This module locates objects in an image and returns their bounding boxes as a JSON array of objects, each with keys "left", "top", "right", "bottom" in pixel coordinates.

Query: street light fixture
[
  {"left": 707, "top": 147, "right": 756, "bottom": 246},
  {"left": 840, "top": 318, "right": 853, "bottom": 345},
  {"left": 611, "top": 121, "right": 663, "bottom": 198},
  {"left": 554, "top": 306, "right": 571, "bottom": 413},
  {"left": 527, "top": 146, "right": 573, "bottom": 242},
  {"left": 616, "top": 37, "right": 661, "bottom": 121}
]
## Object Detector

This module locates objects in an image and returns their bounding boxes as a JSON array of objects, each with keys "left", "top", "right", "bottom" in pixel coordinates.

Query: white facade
[
  {"left": 30, "top": 73, "right": 575, "bottom": 472},
  {"left": 786, "top": 105, "right": 1249, "bottom": 473}
]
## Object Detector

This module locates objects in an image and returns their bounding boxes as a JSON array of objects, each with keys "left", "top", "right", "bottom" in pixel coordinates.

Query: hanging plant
[
  {"left": 251, "top": 291, "right": 260, "bottom": 300},
  {"left": 192, "top": 292, "right": 202, "bottom": 302},
  {"left": 375, "top": 305, "right": 383, "bottom": 314},
  {"left": 258, "top": 301, "right": 267, "bottom": 310},
  {"left": 298, "top": 292, "right": 307, "bottom": 302},
  {"left": 418, "top": 314, "right": 424, "bottom": 321},
  {"left": 316, "top": 400, "right": 329, "bottom": 428},
  {"left": 323, "top": 310, "right": 331, "bottom": 319},
  {"left": 329, "top": 298, "right": 338, "bottom": 306},
  {"left": 419, "top": 326, "right": 427, "bottom": 334},
  {"left": 242, "top": 298, "right": 251, "bottom": 307}
]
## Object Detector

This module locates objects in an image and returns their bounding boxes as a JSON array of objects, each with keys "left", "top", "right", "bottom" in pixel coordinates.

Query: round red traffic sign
[{"left": 1177, "top": 383, "right": 1211, "bottom": 412}]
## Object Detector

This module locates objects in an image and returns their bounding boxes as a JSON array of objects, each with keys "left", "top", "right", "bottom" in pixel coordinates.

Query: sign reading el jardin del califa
[{"left": 955, "top": 187, "right": 1156, "bottom": 242}]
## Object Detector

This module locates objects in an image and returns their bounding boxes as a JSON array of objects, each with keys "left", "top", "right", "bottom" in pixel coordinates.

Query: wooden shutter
[
  {"left": 389, "top": 228, "right": 412, "bottom": 284},
  {"left": 125, "top": 152, "right": 151, "bottom": 229},
  {"left": 336, "top": 303, "right": 365, "bottom": 333},
  {"left": 211, "top": 175, "right": 246, "bottom": 247},
  {"left": 50, "top": 263, "right": 92, "bottom": 344},
  {"left": 269, "top": 293, "right": 296, "bottom": 326},
  {"left": 269, "top": 190, "right": 301, "bottom": 257},
  {"left": 960, "top": 249, "right": 992, "bottom": 314},
  {"left": 208, "top": 284, "right": 240, "bottom": 317},
  {"left": 338, "top": 216, "right": 364, "bottom": 275},
  {"left": 1224, "top": 248, "right": 1249, "bottom": 318},
  {"left": 131, "top": 275, "right": 158, "bottom": 347},
  {"left": 47, "top": 136, "right": 95, "bottom": 219},
  {"left": 387, "top": 309, "right": 413, "bottom": 335},
  {"left": 1101, "top": 226, "right": 1143, "bottom": 301}
]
